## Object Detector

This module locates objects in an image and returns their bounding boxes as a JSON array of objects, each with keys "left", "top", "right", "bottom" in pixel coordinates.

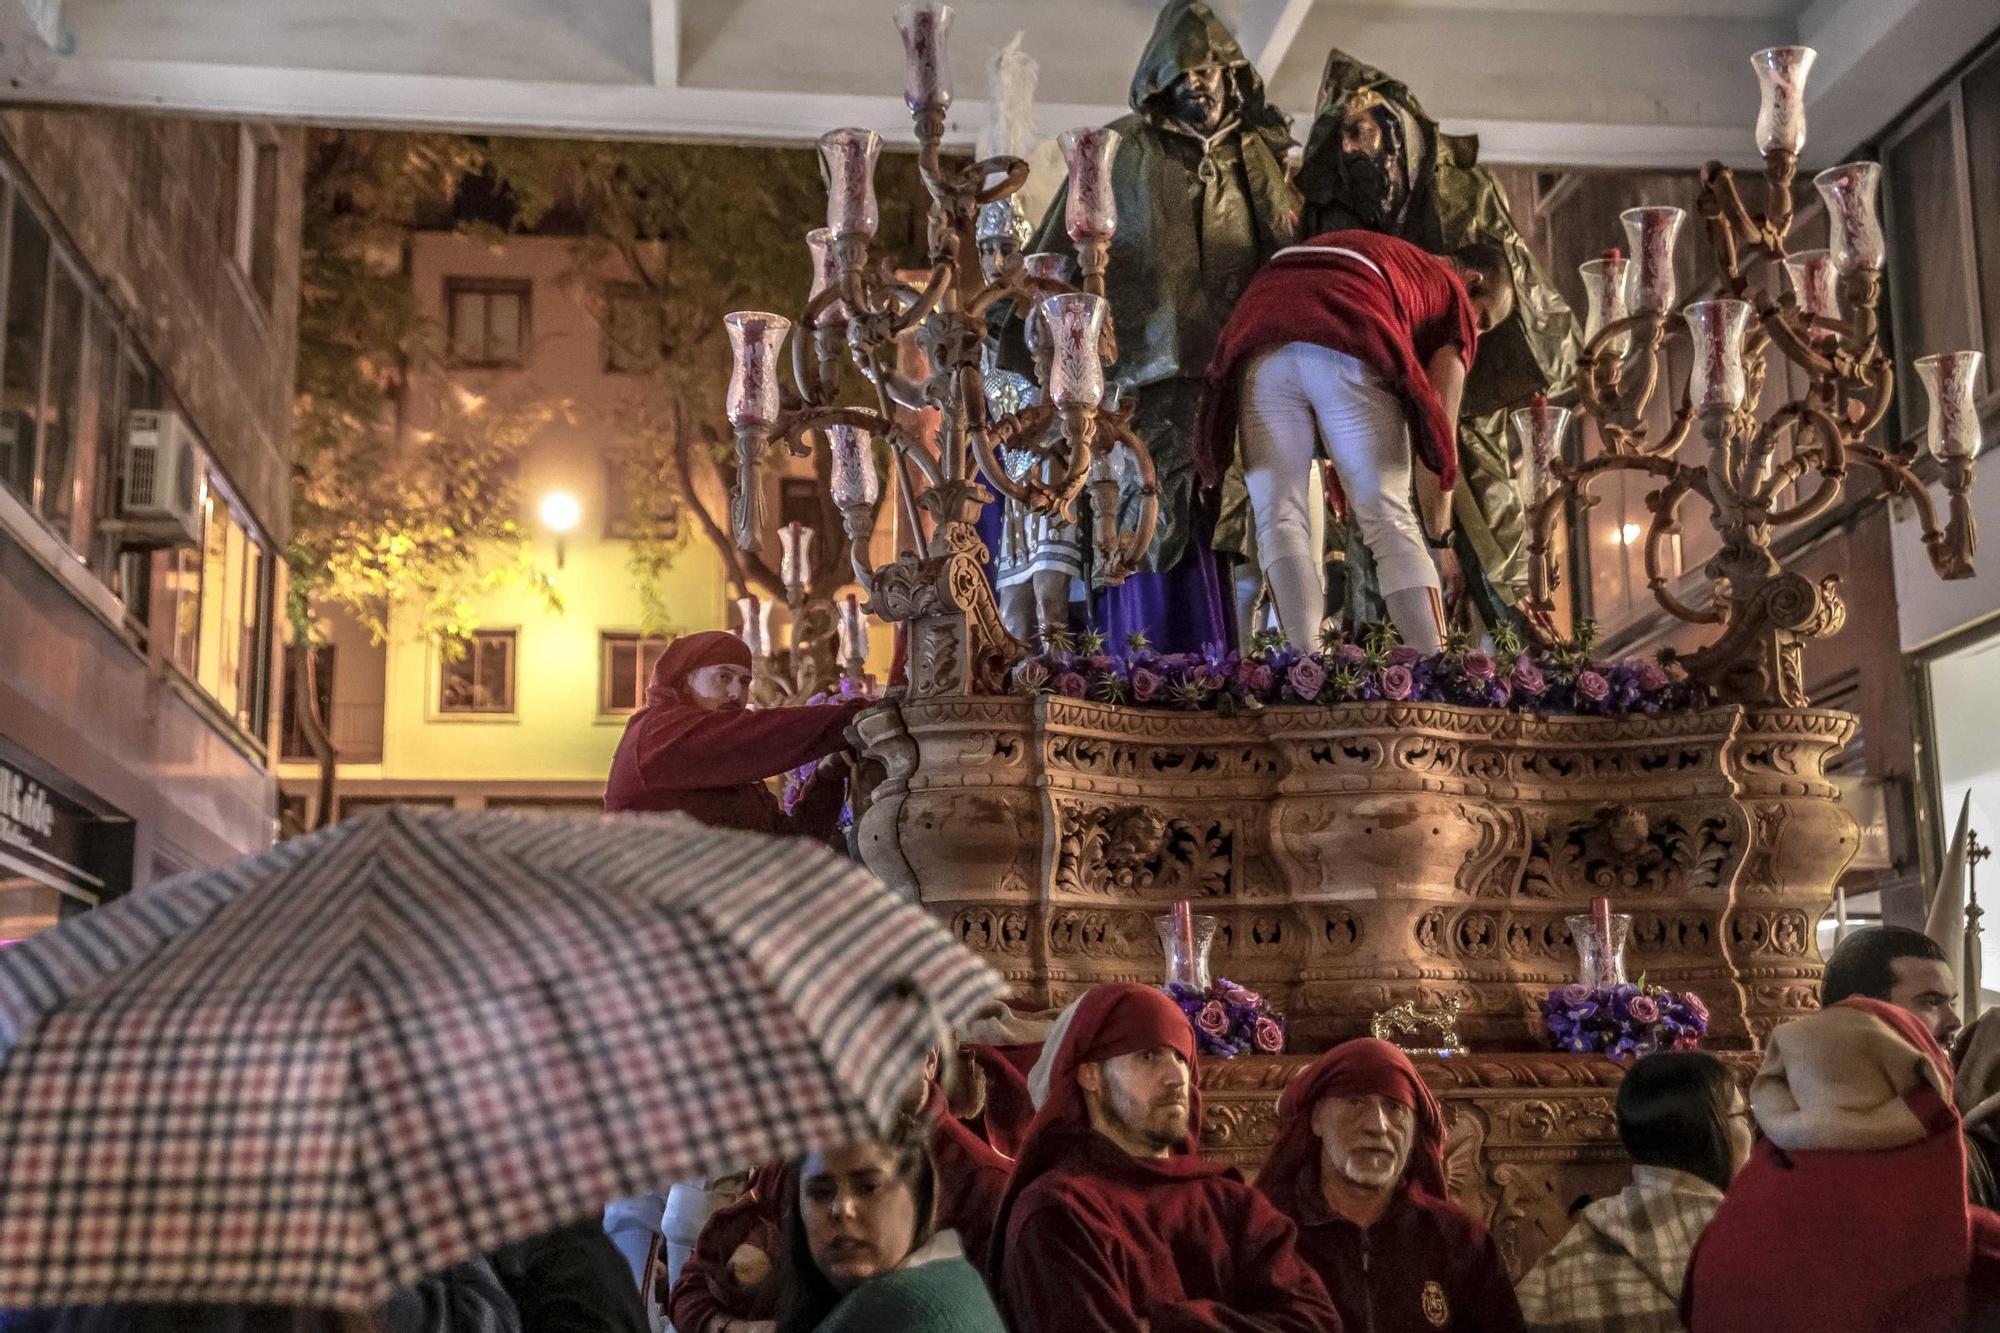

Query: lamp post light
[{"left": 538, "top": 490, "right": 582, "bottom": 569}]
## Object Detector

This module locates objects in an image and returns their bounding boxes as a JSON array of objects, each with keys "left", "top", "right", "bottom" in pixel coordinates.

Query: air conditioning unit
[{"left": 116, "top": 409, "right": 203, "bottom": 547}]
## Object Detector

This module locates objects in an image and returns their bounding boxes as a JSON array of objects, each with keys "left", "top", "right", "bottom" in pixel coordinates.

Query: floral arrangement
[
  {"left": 1540, "top": 980, "right": 1710, "bottom": 1059},
  {"left": 1164, "top": 978, "right": 1287, "bottom": 1059},
  {"left": 780, "top": 673, "right": 880, "bottom": 822},
  {"left": 1008, "top": 621, "right": 1703, "bottom": 717}
]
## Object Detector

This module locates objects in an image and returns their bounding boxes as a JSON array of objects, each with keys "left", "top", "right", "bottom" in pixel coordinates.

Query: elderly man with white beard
[{"left": 1257, "top": 1039, "right": 1525, "bottom": 1333}]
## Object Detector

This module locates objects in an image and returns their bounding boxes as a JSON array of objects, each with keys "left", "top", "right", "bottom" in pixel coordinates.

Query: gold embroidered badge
[{"left": 1421, "top": 1279, "right": 1449, "bottom": 1327}]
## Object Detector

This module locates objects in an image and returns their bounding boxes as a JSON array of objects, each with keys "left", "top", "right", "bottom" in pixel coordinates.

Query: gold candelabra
[{"left": 1522, "top": 45, "right": 1981, "bottom": 708}]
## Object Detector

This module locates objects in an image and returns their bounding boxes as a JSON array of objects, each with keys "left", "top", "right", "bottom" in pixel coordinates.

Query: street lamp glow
[{"left": 539, "top": 491, "right": 582, "bottom": 534}]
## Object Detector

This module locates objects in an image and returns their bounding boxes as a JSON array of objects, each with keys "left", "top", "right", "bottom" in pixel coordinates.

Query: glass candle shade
[
  {"left": 1814, "top": 162, "right": 1886, "bottom": 274},
  {"left": 828, "top": 424, "right": 879, "bottom": 506},
  {"left": 1566, "top": 910, "right": 1633, "bottom": 990},
  {"left": 1155, "top": 903, "right": 1217, "bottom": 991},
  {"left": 806, "top": 227, "right": 848, "bottom": 323},
  {"left": 819, "top": 128, "right": 882, "bottom": 240},
  {"left": 724, "top": 311, "right": 791, "bottom": 429},
  {"left": 1620, "top": 207, "right": 1686, "bottom": 316},
  {"left": 1916, "top": 351, "right": 1986, "bottom": 461},
  {"left": 1685, "top": 300, "right": 1755, "bottom": 411},
  {"left": 1024, "top": 252, "right": 1073, "bottom": 284},
  {"left": 780, "top": 522, "right": 815, "bottom": 590},
  {"left": 894, "top": 3, "right": 953, "bottom": 114},
  {"left": 1752, "top": 46, "right": 1815, "bottom": 156},
  {"left": 1509, "top": 401, "right": 1572, "bottom": 511},
  {"left": 1059, "top": 127, "right": 1120, "bottom": 245},
  {"left": 1038, "top": 293, "right": 1109, "bottom": 409},
  {"left": 735, "top": 595, "right": 775, "bottom": 657},
  {"left": 1785, "top": 248, "right": 1841, "bottom": 320},
  {"left": 837, "top": 593, "right": 869, "bottom": 662},
  {"left": 1579, "top": 255, "right": 1632, "bottom": 349}
]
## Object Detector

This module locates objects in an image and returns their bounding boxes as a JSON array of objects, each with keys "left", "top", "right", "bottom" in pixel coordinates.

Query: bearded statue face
[
  {"left": 1337, "top": 97, "right": 1412, "bottom": 229},
  {"left": 1168, "top": 62, "right": 1234, "bottom": 136}
]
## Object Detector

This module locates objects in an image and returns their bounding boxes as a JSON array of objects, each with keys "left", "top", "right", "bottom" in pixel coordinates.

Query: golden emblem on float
[{"left": 1421, "top": 1280, "right": 1449, "bottom": 1327}]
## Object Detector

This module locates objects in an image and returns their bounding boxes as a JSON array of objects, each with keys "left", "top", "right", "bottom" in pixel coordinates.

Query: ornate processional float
[{"left": 717, "top": 5, "right": 1982, "bottom": 1272}]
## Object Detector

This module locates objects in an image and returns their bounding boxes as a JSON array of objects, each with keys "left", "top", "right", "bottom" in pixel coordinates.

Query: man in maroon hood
[
  {"left": 602, "top": 630, "right": 865, "bottom": 840},
  {"left": 1257, "top": 1038, "right": 1522, "bottom": 1333},
  {"left": 991, "top": 983, "right": 1339, "bottom": 1332}
]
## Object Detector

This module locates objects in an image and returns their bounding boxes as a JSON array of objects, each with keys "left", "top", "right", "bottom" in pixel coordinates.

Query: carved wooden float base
[
  {"left": 857, "top": 696, "right": 1859, "bottom": 1051},
  {"left": 1200, "top": 1051, "right": 1754, "bottom": 1277}
]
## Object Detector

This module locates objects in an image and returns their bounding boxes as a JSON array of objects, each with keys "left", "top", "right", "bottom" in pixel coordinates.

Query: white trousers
[{"left": 1239, "top": 343, "right": 1440, "bottom": 649}]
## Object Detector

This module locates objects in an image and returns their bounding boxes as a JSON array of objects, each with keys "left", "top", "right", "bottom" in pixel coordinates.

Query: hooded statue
[
  {"left": 1298, "top": 49, "right": 1579, "bottom": 632},
  {"left": 1017, "top": 0, "right": 1299, "bottom": 652}
]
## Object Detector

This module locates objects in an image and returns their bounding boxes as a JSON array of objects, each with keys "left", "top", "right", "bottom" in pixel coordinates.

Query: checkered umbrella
[{"left": 0, "top": 807, "right": 1003, "bottom": 1311}]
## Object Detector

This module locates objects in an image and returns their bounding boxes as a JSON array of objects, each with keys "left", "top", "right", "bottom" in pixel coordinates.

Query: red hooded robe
[
  {"left": 602, "top": 630, "right": 863, "bottom": 838},
  {"left": 992, "top": 984, "right": 1341, "bottom": 1333},
  {"left": 1258, "top": 1039, "right": 1523, "bottom": 1333}
]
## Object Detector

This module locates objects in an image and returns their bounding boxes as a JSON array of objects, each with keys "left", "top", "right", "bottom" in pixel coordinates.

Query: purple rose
[
  {"left": 1130, "top": 667, "right": 1163, "bottom": 702},
  {"left": 1558, "top": 983, "right": 1592, "bottom": 1008},
  {"left": 1462, "top": 650, "right": 1497, "bottom": 681},
  {"left": 1627, "top": 994, "right": 1661, "bottom": 1024},
  {"left": 1378, "top": 664, "right": 1415, "bottom": 701},
  {"left": 1386, "top": 644, "right": 1423, "bottom": 666},
  {"left": 1287, "top": 657, "right": 1326, "bottom": 700},
  {"left": 1335, "top": 643, "right": 1367, "bottom": 665},
  {"left": 1245, "top": 664, "right": 1274, "bottom": 692},
  {"left": 1576, "top": 669, "right": 1611, "bottom": 703},
  {"left": 1057, "top": 672, "right": 1088, "bottom": 698},
  {"left": 1636, "top": 660, "right": 1670, "bottom": 692},
  {"left": 1196, "top": 1001, "right": 1230, "bottom": 1037},
  {"left": 1511, "top": 658, "right": 1547, "bottom": 697},
  {"left": 1253, "top": 1017, "right": 1285, "bottom": 1054},
  {"left": 1086, "top": 654, "right": 1114, "bottom": 672}
]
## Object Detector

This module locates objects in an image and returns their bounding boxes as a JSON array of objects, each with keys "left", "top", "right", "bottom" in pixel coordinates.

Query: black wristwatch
[{"left": 1424, "top": 530, "right": 1454, "bottom": 551}]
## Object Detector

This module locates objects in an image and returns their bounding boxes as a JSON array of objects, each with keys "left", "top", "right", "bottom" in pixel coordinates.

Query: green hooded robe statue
[{"left": 1297, "top": 49, "right": 1579, "bottom": 632}]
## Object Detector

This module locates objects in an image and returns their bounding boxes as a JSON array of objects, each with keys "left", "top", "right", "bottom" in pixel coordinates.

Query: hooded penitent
[
  {"left": 1296, "top": 49, "right": 1579, "bottom": 626},
  {"left": 1257, "top": 1039, "right": 1526, "bottom": 1333},
  {"left": 1686, "top": 998, "right": 1998, "bottom": 1333},
  {"left": 602, "top": 629, "right": 862, "bottom": 836},
  {"left": 990, "top": 984, "right": 1340, "bottom": 1333}
]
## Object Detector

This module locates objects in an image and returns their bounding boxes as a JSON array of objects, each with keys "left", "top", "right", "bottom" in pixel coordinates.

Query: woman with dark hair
[
  {"left": 773, "top": 1128, "right": 1003, "bottom": 1333},
  {"left": 1515, "top": 1052, "right": 1751, "bottom": 1332}
]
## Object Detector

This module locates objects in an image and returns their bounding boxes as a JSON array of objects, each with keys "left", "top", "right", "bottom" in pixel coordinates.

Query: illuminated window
[
  {"left": 601, "top": 632, "right": 669, "bottom": 713},
  {"left": 439, "top": 630, "right": 517, "bottom": 714},
  {"left": 446, "top": 278, "right": 530, "bottom": 368}
]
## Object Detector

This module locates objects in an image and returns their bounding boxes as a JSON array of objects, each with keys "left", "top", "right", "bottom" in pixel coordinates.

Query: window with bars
[
  {"left": 600, "top": 632, "right": 669, "bottom": 713},
  {"left": 446, "top": 278, "right": 530, "bottom": 368},
  {"left": 439, "top": 630, "right": 517, "bottom": 714}
]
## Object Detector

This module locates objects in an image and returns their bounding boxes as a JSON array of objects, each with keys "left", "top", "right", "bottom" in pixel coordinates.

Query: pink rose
[
  {"left": 1287, "top": 657, "right": 1326, "bottom": 700},
  {"left": 1576, "top": 669, "right": 1610, "bottom": 703},
  {"left": 1130, "top": 667, "right": 1163, "bottom": 702},
  {"left": 1057, "top": 672, "right": 1088, "bottom": 698},
  {"left": 1335, "top": 643, "right": 1367, "bottom": 665},
  {"left": 1378, "top": 664, "right": 1414, "bottom": 701},
  {"left": 1386, "top": 644, "right": 1423, "bottom": 666},
  {"left": 1684, "top": 991, "right": 1710, "bottom": 1024},
  {"left": 1636, "top": 660, "right": 1670, "bottom": 692},
  {"left": 1253, "top": 1017, "right": 1285, "bottom": 1054},
  {"left": 1087, "top": 654, "right": 1114, "bottom": 671},
  {"left": 1246, "top": 664, "right": 1274, "bottom": 692},
  {"left": 1196, "top": 1001, "right": 1230, "bottom": 1037},
  {"left": 1627, "top": 994, "right": 1661, "bottom": 1024},
  {"left": 1462, "top": 650, "right": 1496, "bottom": 681},
  {"left": 1195, "top": 667, "right": 1228, "bottom": 691},
  {"left": 1511, "top": 658, "right": 1547, "bottom": 697},
  {"left": 1558, "top": 983, "right": 1592, "bottom": 1007}
]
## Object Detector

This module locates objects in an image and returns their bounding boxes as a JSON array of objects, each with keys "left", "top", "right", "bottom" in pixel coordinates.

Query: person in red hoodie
[
  {"left": 1257, "top": 1038, "right": 1523, "bottom": 1333},
  {"left": 602, "top": 630, "right": 865, "bottom": 841},
  {"left": 1198, "top": 229, "right": 1513, "bottom": 654},
  {"left": 991, "top": 983, "right": 1339, "bottom": 1333},
  {"left": 1684, "top": 996, "right": 2000, "bottom": 1333}
]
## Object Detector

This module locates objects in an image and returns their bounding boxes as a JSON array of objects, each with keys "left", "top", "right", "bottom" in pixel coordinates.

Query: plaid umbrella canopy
[{"left": 0, "top": 808, "right": 1004, "bottom": 1311}]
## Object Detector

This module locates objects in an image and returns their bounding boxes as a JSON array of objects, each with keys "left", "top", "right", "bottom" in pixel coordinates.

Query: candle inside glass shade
[
  {"left": 1579, "top": 250, "right": 1632, "bottom": 348},
  {"left": 1752, "top": 46, "right": 1816, "bottom": 156},
  {"left": 894, "top": 3, "right": 953, "bottom": 114},
  {"left": 829, "top": 424, "right": 879, "bottom": 506},
  {"left": 1059, "top": 128, "right": 1121, "bottom": 244},
  {"left": 1620, "top": 207, "right": 1686, "bottom": 315},
  {"left": 735, "top": 594, "right": 774, "bottom": 657},
  {"left": 780, "top": 522, "right": 815, "bottom": 590},
  {"left": 838, "top": 593, "right": 869, "bottom": 662},
  {"left": 1039, "top": 293, "right": 1110, "bottom": 409},
  {"left": 1685, "top": 299, "right": 1755, "bottom": 411},
  {"left": 1785, "top": 249, "right": 1841, "bottom": 320},
  {"left": 1509, "top": 395, "right": 1572, "bottom": 511},
  {"left": 819, "top": 128, "right": 882, "bottom": 240},
  {"left": 724, "top": 311, "right": 791, "bottom": 429},
  {"left": 1024, "top": 252, "right": 1072, "bottom": 284},
  {"left": 1814, "top": 162, "right": 1885, "bottom": 274},
  {"left": 1171, "top": 899, "right": 1195, "bottom": 971},
  {"left": 1916, "top": 351, "right": 1986, "bottom": 461},
  {"left": 806, "top": 227, "right": 848, "bottom": 323}
]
